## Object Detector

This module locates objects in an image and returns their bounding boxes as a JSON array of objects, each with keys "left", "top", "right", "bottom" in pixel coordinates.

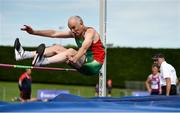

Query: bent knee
[
  {"left": 52, "top": 44, "right": 66, "bottom": 52},
  {"left": 67, "top": 48, "right": 76, "bottom": 53},
  {"left": 52, "top": 44, "right": 64, "bottom": 49},
  {"left": 66, "top": 48, "right": 77, "bottom": 55}
]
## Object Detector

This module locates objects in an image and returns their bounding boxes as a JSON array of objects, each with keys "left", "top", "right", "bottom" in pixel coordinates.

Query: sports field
[{"left": 0, "top": 81, "right": 131, "bottom": 102}]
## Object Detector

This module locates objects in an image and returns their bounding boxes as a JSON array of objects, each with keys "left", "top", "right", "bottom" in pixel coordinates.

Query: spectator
[
  {"left": 107, "top": 79, "right": 112, "bottom": 97},
  {"left": 176, "top": 77, "right": 180, "bottom": 95},
  {"left": 95, "top": 83, "right": 99, "bottom": 96},
  {"left": 12, "top": 69, "right": 40, "bottom": 102},
  {"left": 152, "top": 53, "right": 178, "bottom": 96},
  {"left": 18, "top": 69, "right": 32, "bottom": 102},
  {"left": 145, "top": 64, "right": 161, "bottom": 95}
]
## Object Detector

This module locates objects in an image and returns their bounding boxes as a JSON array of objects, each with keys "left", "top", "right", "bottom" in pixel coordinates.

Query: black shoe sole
[
  {"left": 14, "top": 38, "right": 21, "bottom": 51},
  {"left": 32, "top": 43, "right": 46, "bottom": 66}
]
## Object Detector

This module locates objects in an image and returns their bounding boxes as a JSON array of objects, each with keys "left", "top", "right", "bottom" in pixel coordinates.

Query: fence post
[{"left": 3, "top": 87, "right": 6, "bottom": 101}]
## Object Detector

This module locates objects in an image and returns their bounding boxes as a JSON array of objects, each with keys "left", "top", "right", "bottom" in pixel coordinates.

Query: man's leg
[
  {"left": 33, "top": 47, "right": 85, "bottom": 68},
  {"left": 44, "top": 44, "right": 67, "bottom": 57},
  {"left": 33, "top": 48, "right": 76, "bottom": 65},
  {"left": 14, "top": 38, "right": 36, "bottom": 61},
  {"left": 32, "top": 44, "right": 68, "bottom": 65},
  {"left": 45, "top": 48, "right": 86, "bottom": 69},
  {"left": 14, "top": 38, "right": 67, "bottom": 60}
]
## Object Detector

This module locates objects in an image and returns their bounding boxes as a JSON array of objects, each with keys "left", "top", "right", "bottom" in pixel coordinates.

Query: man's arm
[
  {"left": 21, "top": 25, "right": 73, "bottom": 38},
  {"left": 69, "top": 29, "right": 95, "bottom": 63},
  {"left": 159, "top": 75, "right": 162, "bottom": 94},
  {"left": 165, "top": 78, "right": 171, "bottom": 96}
]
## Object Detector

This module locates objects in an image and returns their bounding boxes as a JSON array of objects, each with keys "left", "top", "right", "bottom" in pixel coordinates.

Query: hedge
[{"left": 0, "top": 46, "right": 179, "bottom": 88}]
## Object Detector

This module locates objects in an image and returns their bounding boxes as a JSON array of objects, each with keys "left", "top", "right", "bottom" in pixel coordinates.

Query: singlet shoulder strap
[
  {"left": 82, "top": 27, "right": 94, "bottom": 36},
  {"left": 74, "top": 27, "right": 94, "bottom": 38}
]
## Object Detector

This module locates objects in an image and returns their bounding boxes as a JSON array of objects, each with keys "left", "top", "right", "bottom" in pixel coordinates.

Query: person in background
[
  {"left": 176, "top": 77, "right": 180, "bottom": 95},
  {"left": 95, "top": 83, "right": 99, "bottom": 96},
  {"left": 17, "top": 69, "right": 32, "bottom": 102},
  {"left": 11, "top": 69, "right": 41, "bottom": 102},
  {"left": 152, "top": 53, "right": 177, "bottom": 96},
  {"left": 107, "top": 79, "right": 112, "bottom": 97},
  {"left": 145, "top": 64, "right": 161, "bottom": 95}
]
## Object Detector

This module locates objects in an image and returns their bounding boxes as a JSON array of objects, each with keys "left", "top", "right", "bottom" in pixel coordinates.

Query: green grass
[{"left": 0, "top": 81, "right": 131, "bottom": 102}]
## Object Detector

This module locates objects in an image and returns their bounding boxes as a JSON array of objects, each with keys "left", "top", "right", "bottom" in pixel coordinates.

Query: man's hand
[
  {"left": 21, "top": 25, "right": 34, "bottom": 34},
  {"left": 65, "top": 55, "right": 77, "bottom": 64},
  {"left": 165, "top": 78, "right": 171, "bottom": 96},
  {"left": 69, "top": 56, "right": 78, "bottom": 64}
]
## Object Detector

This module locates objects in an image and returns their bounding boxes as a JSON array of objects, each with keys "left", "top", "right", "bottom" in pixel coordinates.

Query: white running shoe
[
  {"left": 14, "top": 38, "right": 25, "bottom": 61},
  {"left": 32, "top": 43, "right": 46, "bottom": 66}
]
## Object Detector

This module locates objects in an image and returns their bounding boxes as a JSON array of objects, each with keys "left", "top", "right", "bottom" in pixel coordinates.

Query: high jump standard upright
[{"left": 99, "top": 0, "right": 107, "bottom": 97}]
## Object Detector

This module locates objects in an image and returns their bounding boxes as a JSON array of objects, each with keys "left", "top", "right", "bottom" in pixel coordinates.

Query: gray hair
[{"left": 68, "top": 16, "right": 83, "bottom": 24}]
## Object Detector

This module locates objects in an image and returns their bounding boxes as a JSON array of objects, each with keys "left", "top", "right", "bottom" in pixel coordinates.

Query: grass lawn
[{"left": 0, "top": 81, "right": 131, "bottom": 102}]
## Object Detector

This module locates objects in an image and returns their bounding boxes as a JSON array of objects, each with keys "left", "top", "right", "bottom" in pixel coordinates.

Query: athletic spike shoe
[
  {"left": 14, "top": 38, "right": 25, "bottom": 61},
  {"left": 32, "top": 43, "right": 46, "bottom": 66}
]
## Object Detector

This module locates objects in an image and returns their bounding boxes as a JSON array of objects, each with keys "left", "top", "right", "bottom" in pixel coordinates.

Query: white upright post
[{"left": 99, "top": 0, "right": 107, "bottom": 97}]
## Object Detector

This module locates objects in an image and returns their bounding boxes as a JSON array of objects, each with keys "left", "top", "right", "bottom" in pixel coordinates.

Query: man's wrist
[{"left": 31, "top": 30, "right": 36, "bottom": 35}]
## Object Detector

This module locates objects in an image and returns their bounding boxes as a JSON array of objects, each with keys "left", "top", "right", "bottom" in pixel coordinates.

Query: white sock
[
  {"left": 41, "top": 57, "right": 49, "bottom": 65},
  {"left": 23, "top": 51, "right": 34, "bottom": 59}
]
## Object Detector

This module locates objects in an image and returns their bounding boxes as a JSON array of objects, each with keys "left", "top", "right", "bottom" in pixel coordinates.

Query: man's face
[
  {"left": 153, "top": 58, "right": 163, "bottom": 67},
  {"left": 26, "top": 69, "right": 31, "bottom": 75},
  {"left": 68, "top": 19, "right": 83, "bottom": 36},
  {"left": 153, "top": 59, "right": 158, "bottom": 64}
]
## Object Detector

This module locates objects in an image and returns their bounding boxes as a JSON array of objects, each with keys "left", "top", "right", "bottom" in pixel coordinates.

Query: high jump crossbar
[{"left": 0, "top": 63, "right": 77, "bottom": 72}]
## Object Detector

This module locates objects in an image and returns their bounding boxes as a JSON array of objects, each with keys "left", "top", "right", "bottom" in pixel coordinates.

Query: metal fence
[
  {"left": 125, "top": 81, "right": 146, "bottom": 91},
  {"left": 0, "top": 87, "right": 80, "bottom": 102}
]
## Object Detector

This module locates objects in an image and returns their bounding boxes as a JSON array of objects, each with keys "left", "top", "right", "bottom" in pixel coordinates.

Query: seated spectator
[
  {"left": 18, "top": 69, "right": 32, "bottom": 102},
  {"left": 12, "top": 69, "right": 38, "bottom": 102},
  {"left": 11, "top": 69, "right": 48, "bottom": 102}
]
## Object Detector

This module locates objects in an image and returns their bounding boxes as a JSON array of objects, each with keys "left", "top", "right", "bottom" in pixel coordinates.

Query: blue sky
[{"left": 0, "top": 0, "right": 180, "bottom": 48}]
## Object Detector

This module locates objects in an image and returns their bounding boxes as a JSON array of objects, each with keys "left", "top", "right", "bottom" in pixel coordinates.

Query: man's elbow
[
  {"left": 50, "top": 36, "right": 56, "bottom": 38},
  {"left": 50, "top": 31, "right": 59, "bottom": 38},
  {"left": 51, "top": 34, "right": 58, "bottom": 38}
]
